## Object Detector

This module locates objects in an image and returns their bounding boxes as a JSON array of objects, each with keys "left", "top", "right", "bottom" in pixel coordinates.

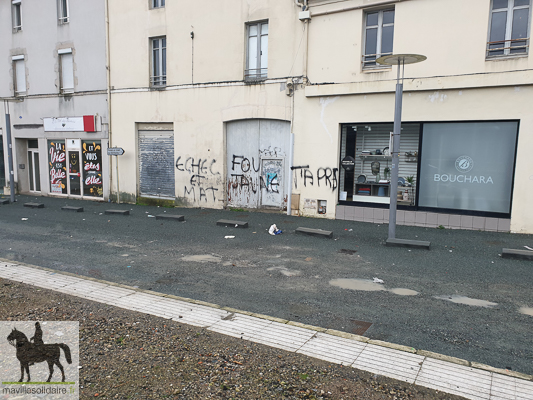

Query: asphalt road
[{"left": 1, "top": 195, "right": 532, "bottom": 375}]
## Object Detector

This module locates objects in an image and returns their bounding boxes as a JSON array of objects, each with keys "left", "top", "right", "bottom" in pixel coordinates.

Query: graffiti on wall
[
  {"left": 291, "top": 165, "right": 338, "bottom": 191},
  {"left": 229, "top": 155, "right": 283, "bottom": 194},
  {"left": 176, "top": 156, "right": 220, "bottom": 202}
]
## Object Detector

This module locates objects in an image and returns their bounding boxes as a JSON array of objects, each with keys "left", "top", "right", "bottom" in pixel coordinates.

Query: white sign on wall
[{"left": 44, "top": 117, "right": 84, "bottom": 132}]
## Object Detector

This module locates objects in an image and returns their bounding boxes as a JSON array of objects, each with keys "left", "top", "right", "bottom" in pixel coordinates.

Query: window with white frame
[
  {"left": 59, "top": 48, "right": 74, "bottom": 93},
  {"left": 362, "top": 9, "right": 394, "bottom": 69},
  {"left": 58, "top": 0, "right": 69, "bottom": 24},
  {"left": 12, "top": 0, "right": 22, "bottom": 32},
  {"left": 12, "top": 55, "right": 26, "bottom": 95},
  {"left": 487, "top": 0, "right": 530, "bottom": 57},
  {"left": 152, "top": 0, "right": 165, "bottom": 8},
  {"left": 151, "top": 37, "right": 166, "bottom": 86},
  {"left": 245, "top": 21, "right": 268, "bottom": 80}
]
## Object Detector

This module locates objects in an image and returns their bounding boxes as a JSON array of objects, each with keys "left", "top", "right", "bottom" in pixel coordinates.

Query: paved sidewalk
[{"left": 1, "top": 261, "right": 532, "bottom": 400}]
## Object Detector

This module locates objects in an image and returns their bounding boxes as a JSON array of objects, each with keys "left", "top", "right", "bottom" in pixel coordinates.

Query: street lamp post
[
  {"left": 376, "top": 54, "right": 426, "bottom": 244},
  {"left": 2, "top": 98, "right": 23, "bottom": 203}
]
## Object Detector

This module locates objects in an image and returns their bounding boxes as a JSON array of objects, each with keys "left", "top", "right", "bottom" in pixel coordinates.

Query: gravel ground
[{"left": 0, "top": 278, "right": 467, "bottom": 400}]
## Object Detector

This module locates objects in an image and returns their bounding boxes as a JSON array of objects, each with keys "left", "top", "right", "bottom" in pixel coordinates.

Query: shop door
[
  {"left": 138, "top": 131, "right": 175, "bottom": 198},
  {"left": 226, "top": 119, "right": 290, "bottom": 209},
  {"left": 68, "top": 150, "right": 81, "bottom": 196},
  {"left": 27, "top": 144, "right": 41, "bottom": 193}
]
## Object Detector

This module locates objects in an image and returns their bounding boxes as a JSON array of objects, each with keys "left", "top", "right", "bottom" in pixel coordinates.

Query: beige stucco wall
[{"left": 108, "top": 0, "right": 533, "bottom": 233}]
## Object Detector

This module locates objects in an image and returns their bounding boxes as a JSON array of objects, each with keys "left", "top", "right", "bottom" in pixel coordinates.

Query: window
[
  {"left": 245, "top": 21, "right": 268, "bottom": 80},
  {"left": 58, "top": 0, "right": 69, "bottom": 24},
  {"left": 12, "top": 55, "right": 26, "bottom": 95},
  {"left": 362, "top": 9, "right": 394, "bottom": 69},
  {"left": 59, "top": 48, "right": 74, "bottom": 93},
  {"left": 12, "top": 0, "right": 22, "bottom": 32},
  {"left": 152, "top": 0, "right": 165, "bottom": 8},
  {"left": 487, "top": 0, "right": 530, "bottom": 57},
  {"left": 151, "top": 37, "right": 166, "bottom": 86}
]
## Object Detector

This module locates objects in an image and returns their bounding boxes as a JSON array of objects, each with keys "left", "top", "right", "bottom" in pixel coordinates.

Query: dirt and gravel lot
[{"left": 0, "top": 278, "right": 466, "bottom": 400}]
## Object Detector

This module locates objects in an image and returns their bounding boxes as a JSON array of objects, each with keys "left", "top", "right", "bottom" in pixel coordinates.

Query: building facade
[
  {"left": 107, "top": 0, "right": 533, "bottom": 234},
  {"left": 0, "top": 0, "right": 109, "bottom": 200}
]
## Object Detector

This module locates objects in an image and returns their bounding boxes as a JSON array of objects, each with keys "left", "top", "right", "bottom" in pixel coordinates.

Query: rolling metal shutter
[{"left": 138, "top": 130, "right": 175, "bottom": 198}]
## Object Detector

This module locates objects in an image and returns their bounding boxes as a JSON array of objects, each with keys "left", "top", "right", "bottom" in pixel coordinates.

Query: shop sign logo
[
  {"left": 434, "top": 155, "right": 493, "bottom": 184},
  {"left": 455, "top": 155, "right": 474, "bottom": 173}
]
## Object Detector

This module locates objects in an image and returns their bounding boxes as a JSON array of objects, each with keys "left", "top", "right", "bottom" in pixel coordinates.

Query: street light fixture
[
  {"left": 2, "top": 97, "right": 24, "bottom": 203},
  {"left": 376, "top": 54, "right": 428, "bottom": 247}
]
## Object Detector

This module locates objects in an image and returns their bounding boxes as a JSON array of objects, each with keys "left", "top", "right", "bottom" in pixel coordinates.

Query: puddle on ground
[
  {"left": 181, "top": 255, "right": 222, "bottom": 263},
  {"left": 434, "top": 295, "right": 498, "bottom": 308},
  {"left": 267, "top": 266, "right": 301, "bottom": 277},
  {"left": 329, "top": 279, "right": 387, "bottom": 292},
  {"left": 388, "top": 288, "right": 419, "bottom": 296},
  {"left": 329, "top": 279, "right": 419, "bottom": 296},
  {"left": 519, "top": 307, "right": 533, "bottom": 316}
]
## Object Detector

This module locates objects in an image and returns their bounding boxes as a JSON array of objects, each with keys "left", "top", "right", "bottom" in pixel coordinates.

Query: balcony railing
[
  {"left": 486, "top": 38, "right": 529, "bottom": 58},
  {"left": 150, "top": 75, "right": 166, "bottom": 87},
  {"left": 362, "top": 52, "right": 392, "bottom": 69},
  {"left": 245, "top": 68, "right": 267, "bottom": 81}
]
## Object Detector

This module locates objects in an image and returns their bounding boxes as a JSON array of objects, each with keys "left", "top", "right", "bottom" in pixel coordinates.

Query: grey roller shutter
[{"left": 138, "top": 130, "right": 175, "bottom": 198}]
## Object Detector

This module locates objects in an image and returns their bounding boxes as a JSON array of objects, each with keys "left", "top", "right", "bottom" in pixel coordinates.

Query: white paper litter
[
  {"left": 225, "top": 236, "right": 235, "bottom": 239},
  {"left": 373, "top": 277, "right": 384, "bottom": 284}
]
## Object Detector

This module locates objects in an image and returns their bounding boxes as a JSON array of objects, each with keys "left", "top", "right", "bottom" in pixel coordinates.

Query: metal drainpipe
[{"left": 104, "top": 0, "right": 115, "bottom": 202}]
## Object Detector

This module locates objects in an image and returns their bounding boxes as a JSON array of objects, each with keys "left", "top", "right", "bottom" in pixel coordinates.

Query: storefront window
[
  {"left": 48, "top": 140, "right": 67, "bottom": 194},
  {"left": 339, "top": 123, "right": 420, "bottom": 205},
  {"left": 82, "top": 140, "right": 103, "bottom": 197},
  {"left": 418, "top": 121, "right": 518, "bottom": 214}
]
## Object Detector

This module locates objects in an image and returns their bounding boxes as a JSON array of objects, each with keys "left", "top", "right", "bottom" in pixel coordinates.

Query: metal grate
[{"left": 350, "top": 319, "right": 373, "bottom": 336}]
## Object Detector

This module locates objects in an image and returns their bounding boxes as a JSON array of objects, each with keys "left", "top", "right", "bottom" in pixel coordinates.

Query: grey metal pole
[
  {"left": 388, "top": 62, "right": 404, "bottom": 240},
  {"left": 5, "top": 112, "right": 15, "bottom": 203}
]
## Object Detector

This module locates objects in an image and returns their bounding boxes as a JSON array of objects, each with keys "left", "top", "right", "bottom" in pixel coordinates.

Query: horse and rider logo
[{"left": 6, "top": 322, "right": 72, "bottom": 383}]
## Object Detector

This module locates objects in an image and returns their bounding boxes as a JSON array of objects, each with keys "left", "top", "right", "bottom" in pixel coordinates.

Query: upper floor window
[
  {"left": 245, "top": 21, "right": 268, "bottom": 81},
  {"left": 152, "top": 0, "right": 165, "bottom": 8},
  {"left": 488, "top": 0, "right": 530, "bottom": 58},
  {"left": 12, "top": 0, "right": 22, "bottom": 32},
  {"left": 59, "top": 48, "right": 74, "bottom": 93},
  {"left": 151, "top": 37, "right": 166, "bottom": 86},
  {"left": 363, "top": 9, "right": 394, "bottom": 69},
  {"left": 58, "top": 0, "right": 69, "bottom": 24},
  {"left": 12, "top": 55, "right": 26, "bottom": 96}
]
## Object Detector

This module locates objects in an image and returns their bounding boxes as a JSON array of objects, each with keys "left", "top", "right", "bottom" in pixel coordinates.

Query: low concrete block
[
  {"left": 156, "top": 214, "right": 184, "bottom": 221},
  {"left": 502, "top": 248, "right": 533, "bottom": 261},
  {"left": 61, "top": 206, "right": 84, "bottom": 212},
  {"left": 105, "top": 210, "right": 130, "bottom": 216},
  {"left": 216, "top": 219, "right": 248, "bottom": 228},
  {"left": 24, "top": 202, "right": 44, "bottom": 209},
  {"left": 295, "top": 227, "right": 333, "bottom": 238},
  {"left": 386, "top": 238, "right": 430, "bottom": 249},
  {"left": 0, "top": 199, "right": 10, "bottom": 205}
]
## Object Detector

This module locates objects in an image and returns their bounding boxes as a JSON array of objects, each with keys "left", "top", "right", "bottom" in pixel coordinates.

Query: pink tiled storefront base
[{"left": 335, "top": 206, "right": 511, "bottom": 232}]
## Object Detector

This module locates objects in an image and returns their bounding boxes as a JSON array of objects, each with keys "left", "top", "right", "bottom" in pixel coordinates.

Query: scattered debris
[
  {"left": 21, "top": 218, "right": 28, "bottom": 221},
  {"left": 373, "top": 277, "right": 384, "bottom": 284},
  {"left": 224, "top": 236, "right": 235, "bottom": 239},
  {"left": 525, "top": 246, "right": 533, "bottom": 251},
  {"left": 268, "top": 224, "right": 282, "bottom": 235},
  {"left": 338, "top": 249, "right": 357, "bottom": 255},
  {"left": 147, "top": 215, "right": 155, "bottom": 218}
]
